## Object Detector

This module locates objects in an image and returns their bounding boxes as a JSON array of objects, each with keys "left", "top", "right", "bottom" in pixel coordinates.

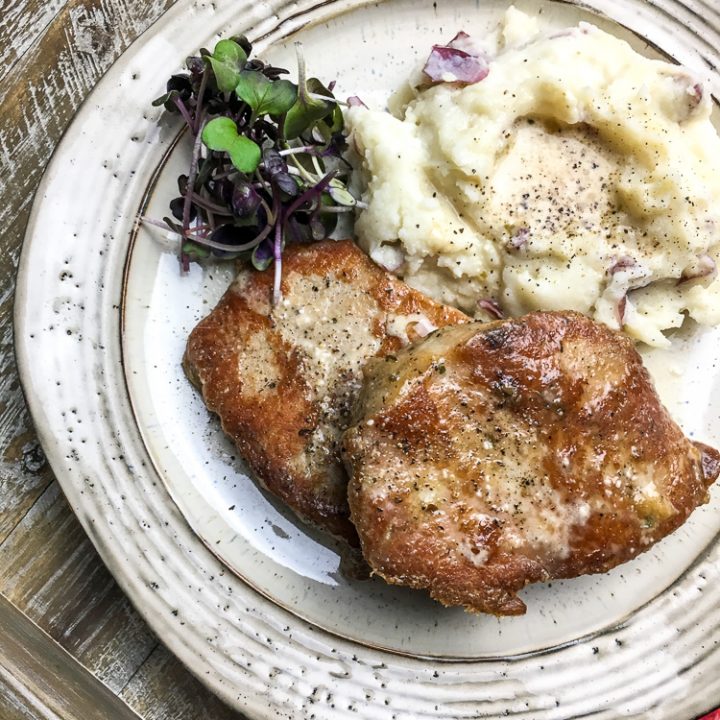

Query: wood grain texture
[
  {"left": 121, "top": 646, "right": 244, "bottom": 720},
  {"left": 0, "top": 0, "right": 70, "bottom": 82},
  {"left": 0, "top": 593, "right": 142, "bottom": 720},
  {"left": 0, "top": 679, "right": 43, "bottom": 720},
  {"left": 0, "top": 482, "right": 158, "bottom": 693},
  {"left": 0, "top": 0, "right": 245, "bottom": 717}
]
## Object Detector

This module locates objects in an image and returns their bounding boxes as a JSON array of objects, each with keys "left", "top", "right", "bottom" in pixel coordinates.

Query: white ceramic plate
[{"left": 15, "top": 0, "right": 720, "bottom": 717}]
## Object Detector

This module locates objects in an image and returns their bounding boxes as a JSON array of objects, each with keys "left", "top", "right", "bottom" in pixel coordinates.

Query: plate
[{"left": 14, "top": 0, "right": 720, "bottom": 716}]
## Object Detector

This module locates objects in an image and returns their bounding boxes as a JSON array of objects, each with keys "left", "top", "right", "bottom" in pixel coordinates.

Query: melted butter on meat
[
  {"left": 274, "top": 272, "right": 383, "bottom": 390},
  {"left": 273, "top": 272, "right": 384, "bottom": 478},
  {"left": 236, "top": 330, "right": 281, "bottom": 396}
]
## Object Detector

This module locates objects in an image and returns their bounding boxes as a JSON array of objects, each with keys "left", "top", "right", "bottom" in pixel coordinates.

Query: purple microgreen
[
  {"left": 194, "top": 69, "right": 209, "bottom": 135},
  {"left": 170, "top": 196, "right": 197, "bottom": 221},
  {"left": 251, "top": 239, "right": 274, "bottom": 271},
  {"left": 261, "top": 147, "right": 289, "bottom": 175},
  {"left": 172, "top": 96, "right": 195, "bottom": 131},
  {"left": 231, "top": 184, "right": 262, "bottom": 217},
  {"left": 153, "top": 75, "right": 192, "bottom": 112},
  {"left": 284, "top": 170, "right": 336, "bottom": 218},
  {"left": 185, "top": 55, "right": 205, "bottom": 76},
  {"left": 181, "top": 115, "right": 207, "bottom": 269},
  {"left": 261, "top": 148, "right": 298, "bottom": 197}
]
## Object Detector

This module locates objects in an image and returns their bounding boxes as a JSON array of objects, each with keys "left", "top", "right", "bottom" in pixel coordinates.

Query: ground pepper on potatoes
[{"left": 348, "top": 7, "right": 720, "bottom": 347}]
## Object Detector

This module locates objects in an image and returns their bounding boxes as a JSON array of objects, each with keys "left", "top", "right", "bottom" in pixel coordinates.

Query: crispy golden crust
[
  {"left": 183, "top": 240, "right": 468, "bottom": 543},
  {"left": 343, "top": 311, "right": 720, "bottom": 613}
]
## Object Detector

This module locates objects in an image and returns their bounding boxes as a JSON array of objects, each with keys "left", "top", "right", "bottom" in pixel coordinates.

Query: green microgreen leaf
[
  {"left": 327, "top": 181, "right": 356, "bottom": 206},
  {"left": 235, "top": 71, "right": 297, "bottom": 118},
  {"left": 208, "top": 39, "right": 248, "bottom": 94},
  {"left": 284, "top": 77, "right": 335, "bottom": 140},
  {"left": 202, "top": 117, "right": 261, "bottom": 174},
  {"left": 182, "top": 241, "right": 211, "bottom": 260}
]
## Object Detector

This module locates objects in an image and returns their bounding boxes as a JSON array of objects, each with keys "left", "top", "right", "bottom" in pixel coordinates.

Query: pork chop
[
  {"left": 183, "top": 240, "right": 468, "bottom": 544},
  {"left": 343, "top": 311, "right": 720, "bottom": 613}
]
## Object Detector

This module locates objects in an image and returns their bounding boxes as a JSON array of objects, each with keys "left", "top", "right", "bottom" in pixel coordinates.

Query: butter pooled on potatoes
[{"left": 348, "top": 7, "right": 720, "bottom": 347}]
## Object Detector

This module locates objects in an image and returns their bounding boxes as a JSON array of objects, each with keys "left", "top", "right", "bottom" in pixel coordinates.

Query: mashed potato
[{"left": 347, "top": 7, "right": 720, "bottom": 347}]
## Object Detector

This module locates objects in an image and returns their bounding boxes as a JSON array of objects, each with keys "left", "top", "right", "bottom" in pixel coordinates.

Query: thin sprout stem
[
  {"left": 139, "top": 215, "right": 273, "bottom": 252},
  {"left": 194, "top": 71, "right": 209, "bottom": 135},
  {"left": 272, "top": 194, "right": 284, "bottom": 305},
  {"left": 188, "top": 190, "right": 233, "bottom": 215},
  {"left": 138, "top": 215, "right": 177, "bottom": 231},
  {"left": 286, "top": 154, "right": 318, "bottom": 184},
  {"left": 259, "top": 197, "right": 275, "bottom": 224},
  {"left": 307, "top": 92, "right": 348, "bottom": 106},
  {"left": 173, "top": 97, "right": 195, "bottom": 132},
  {"left": 138, "top": 216, "right": 209, "bottom": 244},
  {"left": 183, "top": 113, "right": 206, "bottom": 234},
  {"left": 295, "top": 42, "right": 307, "bottom": 99},
  {"left": 284, "top": 170, "right": 337, "bottom": 218},
  {"left": 317, "top": 206, "right": 355, "bottom": 213},
  {"left": 278, "top": 145, "right": 317, "bottom": 157},
  {"left": 310, "top": 155, "right": 324, "bottom": 177}
]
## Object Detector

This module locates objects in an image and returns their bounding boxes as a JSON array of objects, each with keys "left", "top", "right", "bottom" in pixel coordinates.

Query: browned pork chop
[
  {"left": 343, "top": 311, "right": 720, "bottom": 613},
  {"left": 184, "top": 240, "right": 468, "bottom": 543}
]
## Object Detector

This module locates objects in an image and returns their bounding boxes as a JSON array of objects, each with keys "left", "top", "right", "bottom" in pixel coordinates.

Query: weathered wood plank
[
  {"left": 120, "top": 645, "right": 246, "bottom": 720},
  {"left": 0, "top": 0, "right": 178, "bottom": 612},
  {"left": 0, "top": 481, "right": 158, "bottom": 693},
  {"left": 0, "top": 433, "right": 52, "bottom": 546},
  {"left": 0, "top": 0, "right": 179, "bottom": 234},
  {"left": 0, "top": 0, "right": 70, "bottom": 83},
  {"left": 0, "top": 673, "right": 44, "bottom": 720},
  {"left": 0, "top": 592, "right": 143, "bottom": 720}
]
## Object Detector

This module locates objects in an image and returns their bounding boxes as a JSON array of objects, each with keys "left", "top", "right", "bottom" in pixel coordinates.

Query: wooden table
[{"left": 0, "top": 2, "right": 244, "bottom": 717}]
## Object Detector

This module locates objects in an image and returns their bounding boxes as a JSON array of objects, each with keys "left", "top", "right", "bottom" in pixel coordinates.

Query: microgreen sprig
[{"left": 148, "top": 36, "right": 358, "bottom": 301}]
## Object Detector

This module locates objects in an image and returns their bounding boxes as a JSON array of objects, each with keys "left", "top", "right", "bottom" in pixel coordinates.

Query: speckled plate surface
[{"left": 14, "top": 0, "right": 720, "bottom": 717}]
